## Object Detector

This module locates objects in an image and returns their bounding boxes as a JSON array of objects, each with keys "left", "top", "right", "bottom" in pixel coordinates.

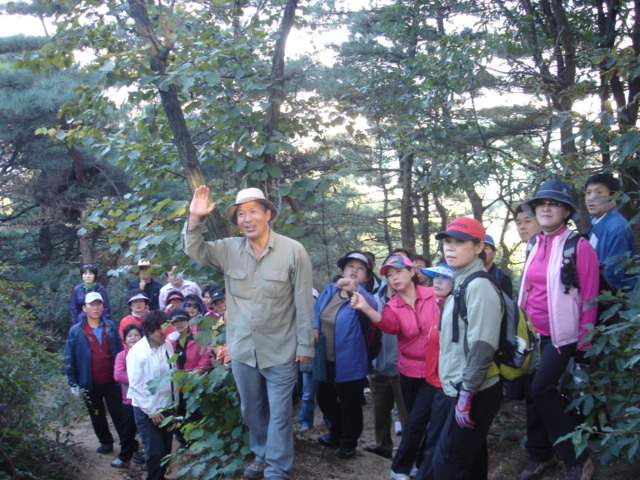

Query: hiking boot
[
  {"left": 518, "top": 457, "right": 556, "bottom": 480},
  {"left": 317, "top": 433, "right": 340, "bottom": 447},
  {"left": 363, "top": 445, "right": 392, "bottom": 458},
  {"left": 243, "top": 460, "right": 267, "bottom": 479},
  {"left": 334, "top": 447, "right": 356, "bottom": 459},
  {"left": 110, "top": 458, "right": 130, "bottom": 469},
  {"left": 96, "top": 444, "right": 113, "bottom": 454},
  {"left": 389, "top": 471, "right": 411, "bottom": 480},
  {"left": 566, "top": 456, "right": 596, "bottom": 480},
  {"left": 132, "top": 451, "right": 145, "bottom": 464}
]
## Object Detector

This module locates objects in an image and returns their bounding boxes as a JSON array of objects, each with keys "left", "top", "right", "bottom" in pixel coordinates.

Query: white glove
[{"left": 70, "top": 386, "right": 80, "bottom": 398}]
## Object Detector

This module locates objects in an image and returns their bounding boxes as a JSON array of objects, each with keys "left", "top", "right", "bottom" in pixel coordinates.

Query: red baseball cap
[
  {"left": 435, "top": 217, "right": 486, "bottom": 242},
  {"left": 380, "top": 254, "right": 415, "bottom": 276}
]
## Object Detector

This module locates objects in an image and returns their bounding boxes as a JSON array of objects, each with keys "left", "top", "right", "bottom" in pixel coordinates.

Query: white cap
[{"left": 85, "top": 292, "right": 104, "bottom": 304}]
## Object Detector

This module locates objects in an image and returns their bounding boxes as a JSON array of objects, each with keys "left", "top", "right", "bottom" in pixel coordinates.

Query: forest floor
[{"left": 61, "top": 395, "right": 640, "bottom": 480}]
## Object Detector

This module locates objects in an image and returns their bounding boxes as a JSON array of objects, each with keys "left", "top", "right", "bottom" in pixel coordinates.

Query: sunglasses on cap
[{"left": 532, "top": 199, "right": 565, "bottom": 208}]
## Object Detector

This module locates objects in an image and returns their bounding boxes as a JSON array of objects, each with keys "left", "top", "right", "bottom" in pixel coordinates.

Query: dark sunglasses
[
  {"left": 184, "top": 302, "right": 200, "bottom": 309},
  {"left": 532, "top": 199, "right": 565, "bottom": 208}
]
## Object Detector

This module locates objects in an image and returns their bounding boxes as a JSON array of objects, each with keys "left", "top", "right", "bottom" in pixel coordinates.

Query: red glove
[{"left": 455, "top": 389, "right": 476, "bottom": 429}]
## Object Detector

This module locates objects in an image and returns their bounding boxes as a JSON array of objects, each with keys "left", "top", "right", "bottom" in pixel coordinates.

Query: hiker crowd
[{"left": 64, "top": 173, "right": 637, "bottom": 480}]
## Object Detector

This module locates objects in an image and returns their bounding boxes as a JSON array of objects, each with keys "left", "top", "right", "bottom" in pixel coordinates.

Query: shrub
[
  {"left": 0, "top": 264, "right": 77, "bottom": 479},
  {"left": 166, "top": 315, "right": 249, "bottom": 479},
  {"left": 564, "top": 255, "right": 640, "bottom": 464}
]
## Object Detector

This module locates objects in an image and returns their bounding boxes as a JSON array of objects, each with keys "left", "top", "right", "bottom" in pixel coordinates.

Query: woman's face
[
  {"left": 172, "top": 317, "right": 189, "bottom": 334},
  {"left": 184, "top": 301, "right": 200, "bottom": 319},
  {"left": 203, "top": 292, "right": 212, "bottom": 308},
  {"left": 213, "top": 299, "right": 226, "bottom": 312},
  {"left": 385, "top": 266, "right": 414, "bottom": 293},
  {"left": 534, "top": 198, "right": 572, "bottom": 233},
  {"left": 130, "top": 299, "right": 147, "bottom": 316},
  {"left": 125, "top": 329, "right": 142, "bottom": 349},
  {"left": 342, "top": 260, "right": 369, "bottom": 286},
  {"left": 442, "top": 237, "right": 484, "bottom": 269},
  {"left": 147, "top": 328, "right": 166, "bottom": 348},
  {"left": 82, "top": 271, "right": 96, "bottom": 286},
  {"left": 433, "top": 275, "right": 453, "bottom": 298}
]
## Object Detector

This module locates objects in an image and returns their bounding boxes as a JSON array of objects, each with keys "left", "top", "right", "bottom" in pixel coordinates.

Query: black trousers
[
  {"left": 433, "top": 381, "right": 502, "bottom": 480},
  {"left": 316, "top": 361, "right": 365, "bottom": 450},
  {"left": 413, "top": 387, "right": 451, "bottom": 480},
  {"left": 134, "top": 406, "right": 173, "bottom": 480},
  {"left": 83, "top": 381, "right": 132, "bottom": 455},
  {"left": 525, "top": 337, "right": 587, "bottom": 468},
  {"left": 392, "top": 378, "right": 448, "bottom": 476}
]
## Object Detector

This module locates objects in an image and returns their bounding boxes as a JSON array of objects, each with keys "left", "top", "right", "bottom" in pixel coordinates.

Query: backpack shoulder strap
[
  {"left": 452, "top": 271, "right": 497, "bottom": 342},
  {"left": 561, "top": 232, "right": 586, "bottom": 292},
  {"left": 525, "top": 236, "right": 537, "bottom": 258}
]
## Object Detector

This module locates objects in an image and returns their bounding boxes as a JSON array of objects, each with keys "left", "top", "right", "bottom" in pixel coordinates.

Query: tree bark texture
[
  {"left": 127, "top": 0, "right": 228, "bottom": 239},
  {"left": 262, "top": 0, "right": 299, "bottom": 195}
]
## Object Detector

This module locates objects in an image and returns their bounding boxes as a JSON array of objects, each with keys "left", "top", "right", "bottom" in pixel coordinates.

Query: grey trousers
[{"left": 233, "top": 359, "right": 298, "bottom": 480}]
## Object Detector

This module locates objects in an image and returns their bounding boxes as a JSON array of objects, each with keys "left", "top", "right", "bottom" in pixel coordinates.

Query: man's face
[
  {"left": 166, "top": 267, "right": 183, "bottom": 287},
  {"left": 516, "top": 212, "right": 541, "bottom": 243},
  {"left": 83, "top": 300, "right": 104, "bottom": 321},
  {"left": 585, "top": 182, "right": 616, "bottom": 219},
  {"left": 138, "top": 266, "right": 150, "bottom": 280},
  {"left": 236, "top": 201, "right": 271, "bottom": 241},
  {"left": 413, "top": 259, "right": 429, "bottom": 286},
  {"left": 483, "top": 244, "right": 496, "bottom": 267}
]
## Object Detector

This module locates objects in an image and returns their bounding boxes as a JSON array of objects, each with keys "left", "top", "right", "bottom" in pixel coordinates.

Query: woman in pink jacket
[
  {"left": 112, "top": 324, "right": 145, "bottom": 468},
  {"left": 167, "top": 308, "right": 212, "bottom": 450},
  {"left": 352, "top": 254, "right": 444, "bottom": 480},
  {"left": 518, "top": 180, "right": 599, "bottom": 480}
]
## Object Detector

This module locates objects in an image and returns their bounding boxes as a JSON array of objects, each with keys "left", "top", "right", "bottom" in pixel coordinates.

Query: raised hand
[{"left": 188, "top": 185, "right": 216, "bottom": 229}]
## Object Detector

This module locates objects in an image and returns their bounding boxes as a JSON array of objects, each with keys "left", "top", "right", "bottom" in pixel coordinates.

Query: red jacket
[
  {"left": 169, "top": 336, "right": 212, "bottom": 374},
  {"left": 377, "top": 285, "right": 441, "bottom": 387}
]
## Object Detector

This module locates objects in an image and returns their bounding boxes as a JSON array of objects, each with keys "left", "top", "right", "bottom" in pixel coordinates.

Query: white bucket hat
[{"left": 225, "top": 187, "right": 279, "bottom": 225}]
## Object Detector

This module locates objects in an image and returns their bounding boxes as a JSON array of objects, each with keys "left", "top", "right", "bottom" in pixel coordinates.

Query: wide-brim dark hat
[
  {"left": 522, "top": 179, "right": 579, "bottom": 217},
  {"left": 337, "top": 252, "right": 372, "bottom": 272},
  {"left": 226, "top": 188, "right": 279, "bottom": 225}
]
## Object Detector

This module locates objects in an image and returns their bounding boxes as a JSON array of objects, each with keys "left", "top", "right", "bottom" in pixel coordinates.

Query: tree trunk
[
  {"left": 127, "top": 0, "right": 228, "bottom": 239},
  {"left": 261, "top": 0, "right": 298, "bottom": 200},
  {"left": 399, "top": 150, "right": 415, "bottom": 252}
]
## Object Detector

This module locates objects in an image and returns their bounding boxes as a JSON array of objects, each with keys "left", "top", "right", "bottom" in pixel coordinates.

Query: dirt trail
[{"left": 64, "top": 396, "right": 638, "bottom": 480}]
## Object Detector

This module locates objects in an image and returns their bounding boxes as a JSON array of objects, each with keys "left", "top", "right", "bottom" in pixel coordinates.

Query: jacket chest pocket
[
  {"left": 262, "top": 270, "right": 291, "bottom": 298},
  {"left": 227, "top": 269, "right": 249, "bottom": 299}
]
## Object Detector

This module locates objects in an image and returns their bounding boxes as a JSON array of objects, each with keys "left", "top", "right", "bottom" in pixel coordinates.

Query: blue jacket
[
  {"left": 64, "top": 317, "right": 123, "bottom": 391},
  {"left": 70, "top": 283, "right": 111, "bottom": 324},
  {"left": 589, "top": 210, "right": 638, "bottom": 290},
  {"left": 314, "top": 283, "right": 377, "bottom": 383}
]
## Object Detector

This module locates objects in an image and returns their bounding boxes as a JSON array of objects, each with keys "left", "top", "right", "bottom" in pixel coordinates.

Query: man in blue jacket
[
  {"left": 64, "top": 292, "right": 132, "bottom": 461},
  {"left": 585, "top": 173, "right": 637, "bottom": 291}
]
